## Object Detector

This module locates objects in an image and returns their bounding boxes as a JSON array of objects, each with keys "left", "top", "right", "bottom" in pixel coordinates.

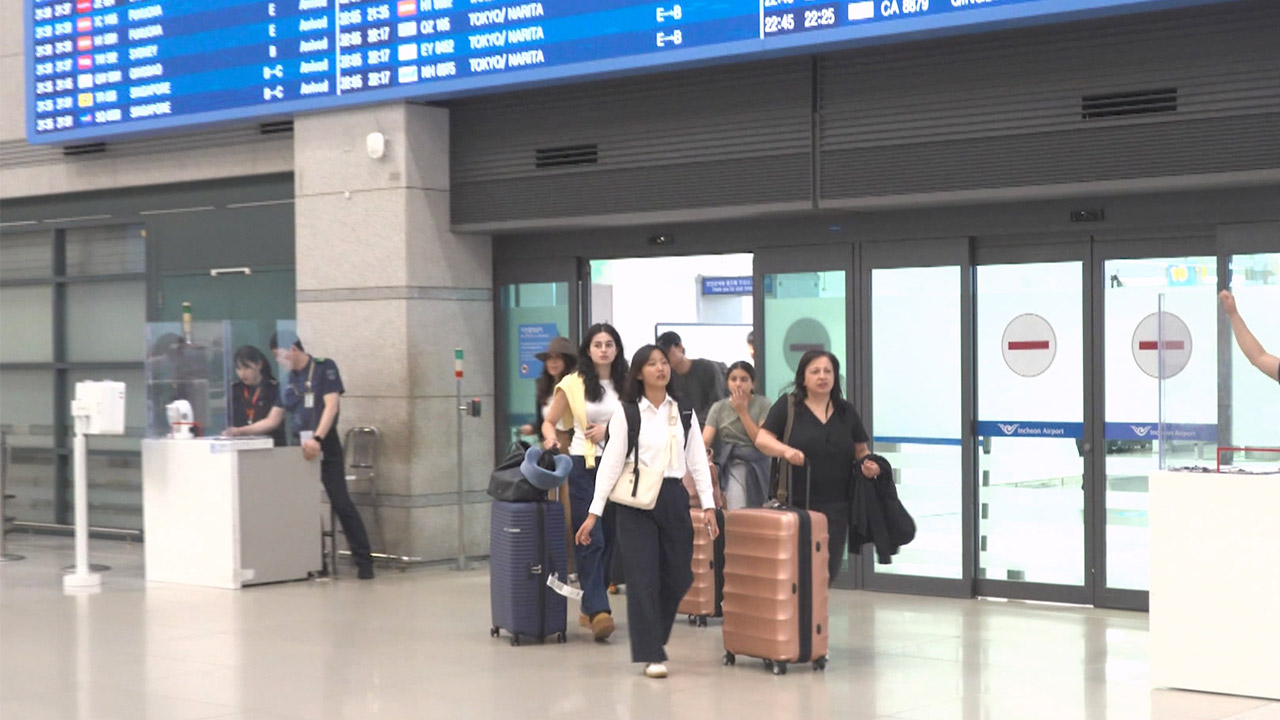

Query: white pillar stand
[{"left": 63, "top": 417, "right": 101, "bottom": 590}]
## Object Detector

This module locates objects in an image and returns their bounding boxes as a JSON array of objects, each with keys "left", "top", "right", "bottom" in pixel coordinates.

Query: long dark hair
[
  {"left": 623, "top": 345, "right": 673, "bottom": 404},
  {"left": 536, "top": 353, "right": 577, "bottom": 406},
  {"left": 233, "top": 345, "right": 276, "bottom": 384},
  {"left": 791, "top": 350, "right": 845, "bottom": 417},
  {"left": 579, "top": 323, "right": 627, "bottom": 403}
]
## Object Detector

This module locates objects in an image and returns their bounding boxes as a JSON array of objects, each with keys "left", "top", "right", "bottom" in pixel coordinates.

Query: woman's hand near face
[{"left": 729, "top": 386, "right": 750, "bottom": 413}]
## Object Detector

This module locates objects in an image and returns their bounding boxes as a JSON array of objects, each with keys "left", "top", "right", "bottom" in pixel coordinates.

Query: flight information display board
[{"left": 26, "top": 0, "right": 1222, "bottom": 143}]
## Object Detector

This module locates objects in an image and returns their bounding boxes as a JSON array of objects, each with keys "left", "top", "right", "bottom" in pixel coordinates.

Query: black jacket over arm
[{"left": 848, "top": 453, "right": 916, "bottom": 564}]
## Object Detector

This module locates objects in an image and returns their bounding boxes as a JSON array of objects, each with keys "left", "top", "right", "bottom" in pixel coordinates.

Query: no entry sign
[
  {"left": 1131, "top": 311, "right": 1192, "bottom": 379},
  {"left": 1002, "top": 313, "right": 1056, "bottom": 378}
]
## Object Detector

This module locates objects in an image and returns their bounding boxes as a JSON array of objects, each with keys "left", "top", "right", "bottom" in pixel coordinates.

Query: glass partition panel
[
  {"left": 0, "top": 286, "right": 54, "bottom": 363},
  {"left": 67, "top": 280, "right": 147, "bottom": 362},
  {"left": 145, "top": 322, "right": 231, "bottom": 438},
  {"left": 65, "top": 225, "right": 145, "bottom": 276},
  {"left": 977, "top": 262, "right": 1085, "bottom": 586},
  {"left": 1224, "top": 251, "right": 1280, "bottom": 466},
  {"left": 2, "top": 448, "right": 56, "bottom": 525},
  {"left": 0, "top": 370, "right": 55, "bottom": 448},
  {"left": 0, "top": 370, "right": 56, "bottom": 523},
  {"left": 1103, "top": 255, "right": 1215, "bottom": 591},
  {"left": 0, "top": 230, "right": 53, "bottom": 280},
  {"left": 871, "top": 266, "right": 963, "bottom": 579}
]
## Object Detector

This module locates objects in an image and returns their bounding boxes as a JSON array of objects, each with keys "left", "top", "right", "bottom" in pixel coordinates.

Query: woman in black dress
[
  {"left": 229, "top": 345, "right": 286, "bottom": 446},
  {"left": 753, "top": 349, "right": 880, "bottom": 582}
]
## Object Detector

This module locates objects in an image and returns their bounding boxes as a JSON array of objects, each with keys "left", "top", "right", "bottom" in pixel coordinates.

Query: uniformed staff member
[
  {"left": 229, "top": 345, "right": 286, "bottom": 447},
  {"left": 227, "top": 331, "right": 375, "bottom": 580}
]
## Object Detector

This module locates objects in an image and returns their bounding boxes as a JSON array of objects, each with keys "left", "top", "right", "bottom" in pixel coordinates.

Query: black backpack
[{"left": 619, "top": 401, "right": 693, "bottom": 469}]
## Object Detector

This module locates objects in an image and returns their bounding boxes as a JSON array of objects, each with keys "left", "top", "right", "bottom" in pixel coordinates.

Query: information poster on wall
[{"left": 518, "top": 322, "right": 558, "bottom": 379}]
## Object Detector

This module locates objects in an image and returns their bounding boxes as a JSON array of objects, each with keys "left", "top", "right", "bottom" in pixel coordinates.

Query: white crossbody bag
[{"left": 609, "top": 401, "right": 679, "bottom": 510}]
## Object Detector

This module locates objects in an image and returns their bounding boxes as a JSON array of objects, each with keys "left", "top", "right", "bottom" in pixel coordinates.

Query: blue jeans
[{"left": 568, "top": 455, "right": 615, "bottom": 617}]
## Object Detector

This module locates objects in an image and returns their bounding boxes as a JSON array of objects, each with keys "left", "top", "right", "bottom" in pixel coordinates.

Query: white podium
[
  {"left": 143, "top": 438, "right": 322, "bottom": 589},
  {"left": 1149, "top": 470, "right": 1280, "bottom": 700}
]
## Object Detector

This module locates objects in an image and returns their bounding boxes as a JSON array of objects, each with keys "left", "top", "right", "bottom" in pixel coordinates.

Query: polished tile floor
[{"left": 1, "top": 534, "right": 1276, "bottom": 720}]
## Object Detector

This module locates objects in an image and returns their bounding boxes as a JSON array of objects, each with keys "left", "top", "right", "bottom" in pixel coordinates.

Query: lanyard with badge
[
  {"left": 243, "top": 385, "right": 261, "bottom": 423},
  {"left": 303, "top": 360, "right": 316, "bottom": 409}
]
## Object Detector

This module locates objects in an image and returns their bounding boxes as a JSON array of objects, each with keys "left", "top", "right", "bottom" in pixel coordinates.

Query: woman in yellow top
[{"left": 542, "top": 323, "right": 628, "bottom": 640}]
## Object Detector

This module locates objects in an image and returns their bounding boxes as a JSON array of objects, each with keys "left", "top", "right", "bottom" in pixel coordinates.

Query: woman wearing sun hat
[{"left": 521, "top": 336, "right": 578, "bottom": 574}]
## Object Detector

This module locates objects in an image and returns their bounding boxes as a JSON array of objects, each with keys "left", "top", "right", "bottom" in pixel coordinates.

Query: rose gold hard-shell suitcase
[
  {"left": 721, "top": 467, "right": 829, "bottom": 674},
  {"left": 678, "top": 508, "right": 725, "bottom": 625}
]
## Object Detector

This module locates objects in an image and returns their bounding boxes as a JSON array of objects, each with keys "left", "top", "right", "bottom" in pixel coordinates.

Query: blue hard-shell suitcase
[{"left": 489, "top": 500, "right": 568, "bottom": 645}]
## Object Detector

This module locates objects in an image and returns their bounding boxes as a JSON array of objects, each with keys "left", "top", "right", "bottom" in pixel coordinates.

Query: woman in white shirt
[
  {"left": 576, "top": 344, "right": 719, "bottom": 679},
  {"left": 542, "top": 323, "right": 627, "bottom": 641}
]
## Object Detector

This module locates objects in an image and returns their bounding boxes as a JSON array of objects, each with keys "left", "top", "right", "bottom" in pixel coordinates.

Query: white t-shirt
[{"left": 568, "top": 379, "right": 619, "bottom": 458}]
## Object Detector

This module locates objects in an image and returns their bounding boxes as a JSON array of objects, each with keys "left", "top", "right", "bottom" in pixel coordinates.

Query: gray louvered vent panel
[
  {"left": 824, "top": 114, "right": 1280, "bottom": 198},
  {"left": 818, "top": 0, "right": 1280, "bottom": 201},
  {"left": 0, "top": 124, "right": 292, "bottom": 169},
  {"left": 455, "top": 154, "right": 812, "bottom": 225},
  {"left": 450, "top": 57, "right": 813, "bottom": 225}
]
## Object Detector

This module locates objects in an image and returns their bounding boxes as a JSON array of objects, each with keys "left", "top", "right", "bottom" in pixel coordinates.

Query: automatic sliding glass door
[{"left": 975, "top": 261, "right": 1087, "bottom": 597}]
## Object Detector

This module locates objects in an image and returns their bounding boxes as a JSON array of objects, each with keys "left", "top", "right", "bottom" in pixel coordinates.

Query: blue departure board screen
[{"left": 25, "top": 0, "right": 1224, "bottom": 143}]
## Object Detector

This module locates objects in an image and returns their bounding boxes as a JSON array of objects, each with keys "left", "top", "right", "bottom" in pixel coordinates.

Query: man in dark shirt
[
  {"left": 656, "top": 331, "right": 727, "bottom": 425},
  {"left": 227, "top": 331, "right": 375, "bottom": 579}
]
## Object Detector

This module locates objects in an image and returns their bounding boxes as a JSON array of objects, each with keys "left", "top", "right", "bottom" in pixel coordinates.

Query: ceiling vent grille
[
  {"left": 1082, "top": 87, "right": 1178, "bottom": 120},
  {"left": 259, "top": 120, "right": 294, "bottom": 135},
  {"left": 534, "top": 144, "right": 598, "bottom": 169},
  {"left": 62, "top": 142, "right": 107, "bottom": 157}
]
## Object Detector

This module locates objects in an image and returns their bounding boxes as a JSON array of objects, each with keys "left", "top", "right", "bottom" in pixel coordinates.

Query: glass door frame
[
  {"left": 753, "top": 244, "right": 859, "bottom": 587},
  {"left": 973, "top": 237, "right": 1096, "bottom": 606},
  {"left": 859, "top": 237, "right": 975, "bottom": 599},
  {"left": 1091, "top": 233, "right": 1216, "bottom": 611},
  {"left": 492, "top": 256, "right": 586, "bottom": 462}
]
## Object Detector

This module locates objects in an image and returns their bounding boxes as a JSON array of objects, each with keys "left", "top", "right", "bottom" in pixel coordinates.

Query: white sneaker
[{"left": 644, "top": 663, "right": 668, "bottom": 679}]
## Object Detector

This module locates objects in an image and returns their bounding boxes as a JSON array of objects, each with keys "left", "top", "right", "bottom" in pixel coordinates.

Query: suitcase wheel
[
  {"left": 763, "top": 659, "right": 773, "bottom": 670},
  {"left": 556, "top": 632, "right": 567, "bottom": 644},
  {"left": 772, "top": 662, "right": 788, "bottom": 676},
  {"left": 696, "top": 616, "right": 708, "bottom": 628},
  {"left": 723, "top": 652, "right": 736, "bottom": 666},
  {"left": 489, "top": 627, "right": 500, "bottom": 638},
  {"left": 510, "top": 635, "right": 521, "bottom": 647},
  {"left": 687, "top": 615, "right": 696, "bottom": 626},
  {"left": 812, "top": 657, "right": 828, "bottom": 671}
]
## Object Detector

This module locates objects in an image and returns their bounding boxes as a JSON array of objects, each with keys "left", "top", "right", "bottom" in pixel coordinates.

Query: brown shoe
[
  {"left": 579, "top": 613, "right": 591, "bottom": 629},
  {"left": 591, "top": 612, "right": 615, "bottom": 641}
]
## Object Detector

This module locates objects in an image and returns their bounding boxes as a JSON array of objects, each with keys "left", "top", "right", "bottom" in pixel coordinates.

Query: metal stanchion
[
  {"left": 453, "top": 348, "right": 469, "bottom": 571},
  {"left": 1, "top": 431, "right": 27, "bottom": 563}
]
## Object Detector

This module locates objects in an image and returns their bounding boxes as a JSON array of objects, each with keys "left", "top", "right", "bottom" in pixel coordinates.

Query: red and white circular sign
[
  {"left": 1131, "top": 311, "right": 1192, "bottom": 379},
  {"left": 1001, "top": 313, "right": 1056, "bottom": 378}
]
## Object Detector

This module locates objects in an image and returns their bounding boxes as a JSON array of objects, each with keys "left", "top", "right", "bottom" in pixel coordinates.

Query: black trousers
[
  {"left": 321, "top": 441, "right": 373, "bottom": 567},
  {"left": 814, "top": 501, "right": 849, "bottom": 584},
  {"left": 615, "top": 478, "right": 695, "bottom": 664}
]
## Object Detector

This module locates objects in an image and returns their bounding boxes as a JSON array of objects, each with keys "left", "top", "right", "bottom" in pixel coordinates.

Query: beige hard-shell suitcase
[
  {"left": 677, "top": 508, "right": 725, "bottom": 625},
  {"left": 721, "top": 467, "right": 829, "bottom": 674}
]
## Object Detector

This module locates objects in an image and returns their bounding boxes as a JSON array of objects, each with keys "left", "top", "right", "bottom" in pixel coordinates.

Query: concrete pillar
[{"left": 293, "top": 103, "right": 494, "bottom": 562}]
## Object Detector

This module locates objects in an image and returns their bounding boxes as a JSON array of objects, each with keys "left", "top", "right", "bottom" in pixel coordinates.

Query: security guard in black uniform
[{"left": 227, "top": 331, "right": 375, "bottom": 579}]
